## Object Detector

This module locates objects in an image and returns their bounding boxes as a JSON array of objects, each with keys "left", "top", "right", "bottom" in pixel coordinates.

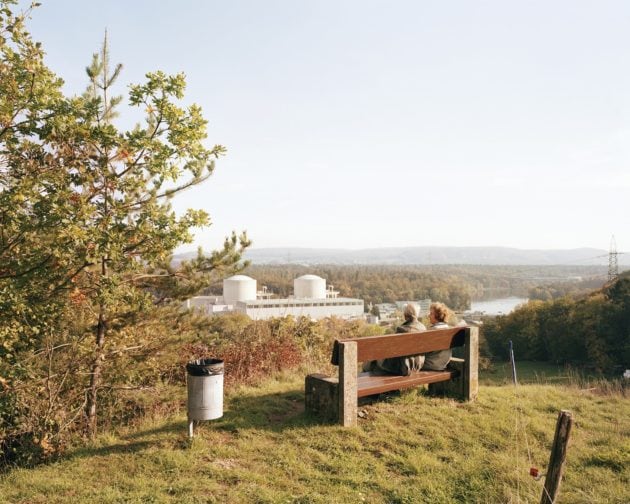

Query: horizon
[
  {"left": 180, "top": 244, "right": 614, "bottom": 252},
  {"left": 175, "top": 244, "right": 630, "bottom": 267},
  {"left": 25, "top": 1, "right": 630, "bottom": 253}
]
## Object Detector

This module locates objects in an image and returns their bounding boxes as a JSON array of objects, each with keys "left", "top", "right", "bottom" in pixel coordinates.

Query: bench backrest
[{"left": 331, "top": 327, "right": 467, "bottom": 365}]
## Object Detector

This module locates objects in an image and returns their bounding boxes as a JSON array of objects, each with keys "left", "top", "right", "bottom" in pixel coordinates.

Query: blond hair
[{"left": 429, "top": 302, "right": 450, "bottom": 323}]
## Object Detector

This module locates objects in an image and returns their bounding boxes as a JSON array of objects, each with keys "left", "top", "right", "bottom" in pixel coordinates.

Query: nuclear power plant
[{"left": 182, "top": 274, "right": 365, "bottom": 320}]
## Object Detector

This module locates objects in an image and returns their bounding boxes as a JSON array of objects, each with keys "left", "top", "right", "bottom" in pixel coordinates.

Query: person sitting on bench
[
  {"left": 363, "top": 303, "right": 426, "bottom": 375},
  {"left": 423, "top": 301, "right": 453, "bottom": 371}
]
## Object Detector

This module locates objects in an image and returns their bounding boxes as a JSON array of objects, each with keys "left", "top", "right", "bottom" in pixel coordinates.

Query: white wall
[{"left": 235, "top": 300, "right": 364, "bottom": 320}]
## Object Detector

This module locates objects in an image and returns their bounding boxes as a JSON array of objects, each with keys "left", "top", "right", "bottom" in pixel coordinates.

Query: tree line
[
  {"left": 483, "top": 273, "right": 630, "bottom": 371},
  {"left": 201, "top": 264, "right": 608, "bottom": 311}
]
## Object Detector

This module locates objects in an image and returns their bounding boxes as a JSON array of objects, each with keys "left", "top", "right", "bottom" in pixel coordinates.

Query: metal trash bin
[{"left": 186, "top": 358, "right": 224, "bottom": 437}]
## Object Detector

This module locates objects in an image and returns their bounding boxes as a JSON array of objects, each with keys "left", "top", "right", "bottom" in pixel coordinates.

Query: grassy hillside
[{"left": 1, "top": 365, "right": 628, "bottom": 503}]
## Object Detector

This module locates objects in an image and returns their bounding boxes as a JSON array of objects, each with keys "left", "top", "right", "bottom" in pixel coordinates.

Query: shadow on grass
[
  {"left": 66, "top": 420, "right": 185, "bottom": 460},
  {"left": 65, "top": 388, "right": 322, "bottom": 461},
  {"left": 211, "top": 387, "right": 324, "bottom": 433}
]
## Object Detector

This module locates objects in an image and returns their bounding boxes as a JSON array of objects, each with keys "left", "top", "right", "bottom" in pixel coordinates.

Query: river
[{"left": 467, "top": 296, "right": 528, "bottom": 316}]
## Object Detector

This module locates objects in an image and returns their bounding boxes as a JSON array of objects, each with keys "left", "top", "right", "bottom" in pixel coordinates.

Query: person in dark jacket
[
  {"left": 396, "top": 303, "right": 427, "bottom": 334},
  {"left": 364, "top": 303, "right": 426, "bottom": 375}
]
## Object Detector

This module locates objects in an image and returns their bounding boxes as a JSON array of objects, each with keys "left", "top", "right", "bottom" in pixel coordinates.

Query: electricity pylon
[{"left": 608, "top": 235, "right": 619, "bottom": 283}]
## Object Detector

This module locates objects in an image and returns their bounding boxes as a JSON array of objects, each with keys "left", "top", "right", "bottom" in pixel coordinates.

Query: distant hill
[{"left": 174, "top": 246, "right": 629, "bottom": 266}]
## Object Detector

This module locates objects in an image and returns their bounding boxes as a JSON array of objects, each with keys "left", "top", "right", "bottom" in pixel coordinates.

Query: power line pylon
[{"left": 608, "top": 235, "right": 619, "bottom": 283}]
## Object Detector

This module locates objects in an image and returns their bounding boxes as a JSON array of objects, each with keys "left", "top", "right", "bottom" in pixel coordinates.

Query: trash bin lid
[{"left": 186, "top": 358, "right": 224, "bottom": 376}]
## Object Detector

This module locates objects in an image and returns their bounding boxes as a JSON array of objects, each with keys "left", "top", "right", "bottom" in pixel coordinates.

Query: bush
[
  {"left": 1, "top": 305, "right": 384, "bottom": 468},
  {"left": 482, "top": 276, "right": 630, "bottom": 371}
]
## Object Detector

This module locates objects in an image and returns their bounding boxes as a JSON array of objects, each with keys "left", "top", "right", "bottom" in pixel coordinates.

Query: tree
[
  {"left": 1, "top": 0, "right": 85, "bottom": 461},
  {"left": 1, "top": 0, "right": 250, "bottom": 447},
  {"left": 74, "top": 35, "right": 252, "bottom": 435},
  {"left": 1, "top": 0, "right": 68, "bottom": 347}
]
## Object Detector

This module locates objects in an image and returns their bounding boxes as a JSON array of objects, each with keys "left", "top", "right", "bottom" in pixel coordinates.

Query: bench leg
[
  {"left": 338, "top": 341, "right": 358, "bottom": 427},
  {"left": 305, "top": 373, "right": 339, "bottom": 422},
  {"left": 464, "top": 327, "right": 479, "bottom": 401},
  {"left": 429, "top": 358, "right": 465, "bottom": 398},
  {"left": 430, "top": 327, "right": 479, "bottom": 401}
]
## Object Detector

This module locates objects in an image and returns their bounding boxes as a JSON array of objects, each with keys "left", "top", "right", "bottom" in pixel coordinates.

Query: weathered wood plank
[
  {"left": 541, "top": 410, "right": 573, "bottom": 504},
  {"left": 358, "top": 369, "right": 455, "bottom": 397},
  {"left": 331, "top": 327, "right": 466, "bottom": 365}
]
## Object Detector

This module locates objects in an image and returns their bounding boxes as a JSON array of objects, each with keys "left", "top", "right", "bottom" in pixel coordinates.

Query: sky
[{"left": 23, "top": 0, "right": 630, "bottom": 253}]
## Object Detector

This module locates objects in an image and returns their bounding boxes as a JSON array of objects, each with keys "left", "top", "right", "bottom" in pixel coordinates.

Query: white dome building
[
  {"left": 294, "top": 274, "right": 326, "bottom": 299},
  {"left": 185, "top": 273, "right": 363, "bottom": 321},
  {"left": 223, "top": 275, "right": 257, "bottom": 305}
]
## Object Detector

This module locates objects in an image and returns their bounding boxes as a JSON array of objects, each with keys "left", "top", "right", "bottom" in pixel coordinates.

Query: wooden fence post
[
  {"left": 541, "top": 410, "right": 573, "bottom": 504},
  {"left": 338, "top": 341, "right": 357, "bottom": 427}
]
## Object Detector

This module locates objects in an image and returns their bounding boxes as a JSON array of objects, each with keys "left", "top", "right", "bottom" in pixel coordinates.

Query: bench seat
[{"left": 356, "top": 369, "right": 457, "bottom": 397}]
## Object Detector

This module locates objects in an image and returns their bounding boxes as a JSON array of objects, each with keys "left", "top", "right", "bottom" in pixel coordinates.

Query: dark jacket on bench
[{"left": 367, "top": 317, "right": 427, "bottom": 376}]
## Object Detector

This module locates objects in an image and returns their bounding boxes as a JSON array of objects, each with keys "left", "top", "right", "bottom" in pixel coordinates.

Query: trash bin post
[{"left": 186, "top": 358, "right": 224, "bottom": 438}]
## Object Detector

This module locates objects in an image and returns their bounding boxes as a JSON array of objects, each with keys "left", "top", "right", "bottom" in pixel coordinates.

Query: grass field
[{"left": 1, "top": 363, "right": 628, "bottom": 503}]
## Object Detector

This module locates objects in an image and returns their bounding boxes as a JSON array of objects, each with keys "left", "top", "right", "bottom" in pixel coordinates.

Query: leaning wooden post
[
  {"left": 338, "top": 341, "right": 357, "bottom": 427},
  {"left": 541, "top": 410, "right": 573, "bottom": 504},
  {"left": 463, "top": 327, "right": 479, "bottom": 401}
]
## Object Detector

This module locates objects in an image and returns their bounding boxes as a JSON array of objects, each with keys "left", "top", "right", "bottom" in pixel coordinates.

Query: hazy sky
[{"left": 24, "top": 1, "right": 630, "bottom": 252}]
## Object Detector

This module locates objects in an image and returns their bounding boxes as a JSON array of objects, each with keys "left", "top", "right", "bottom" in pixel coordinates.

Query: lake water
[{"left": 467, "top": 297, "right": 528, "bottom": 315}]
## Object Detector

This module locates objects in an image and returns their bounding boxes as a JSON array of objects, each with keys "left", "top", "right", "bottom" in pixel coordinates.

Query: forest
[
  {"left": 483, "top": 272, "right": 630, "bottom": 371},
  {"left": 200, "top": 264, "right": 609, "bottom": 310}
]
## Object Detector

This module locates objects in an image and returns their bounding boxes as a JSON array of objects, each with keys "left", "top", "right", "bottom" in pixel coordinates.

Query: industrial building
[
  {"left": 395, "top": 299, "right": 432, "bottom": 317},
  {"left": 375, "top": 299, "right": 432, "bottom": 319},
  {"left": 183, "top": 274, "right": 364, "bottom": 321}
]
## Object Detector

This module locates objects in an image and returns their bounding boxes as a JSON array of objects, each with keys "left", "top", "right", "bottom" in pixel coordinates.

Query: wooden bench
[{"left": 305, "top": 326, "right": 479, "bottom": 426}]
